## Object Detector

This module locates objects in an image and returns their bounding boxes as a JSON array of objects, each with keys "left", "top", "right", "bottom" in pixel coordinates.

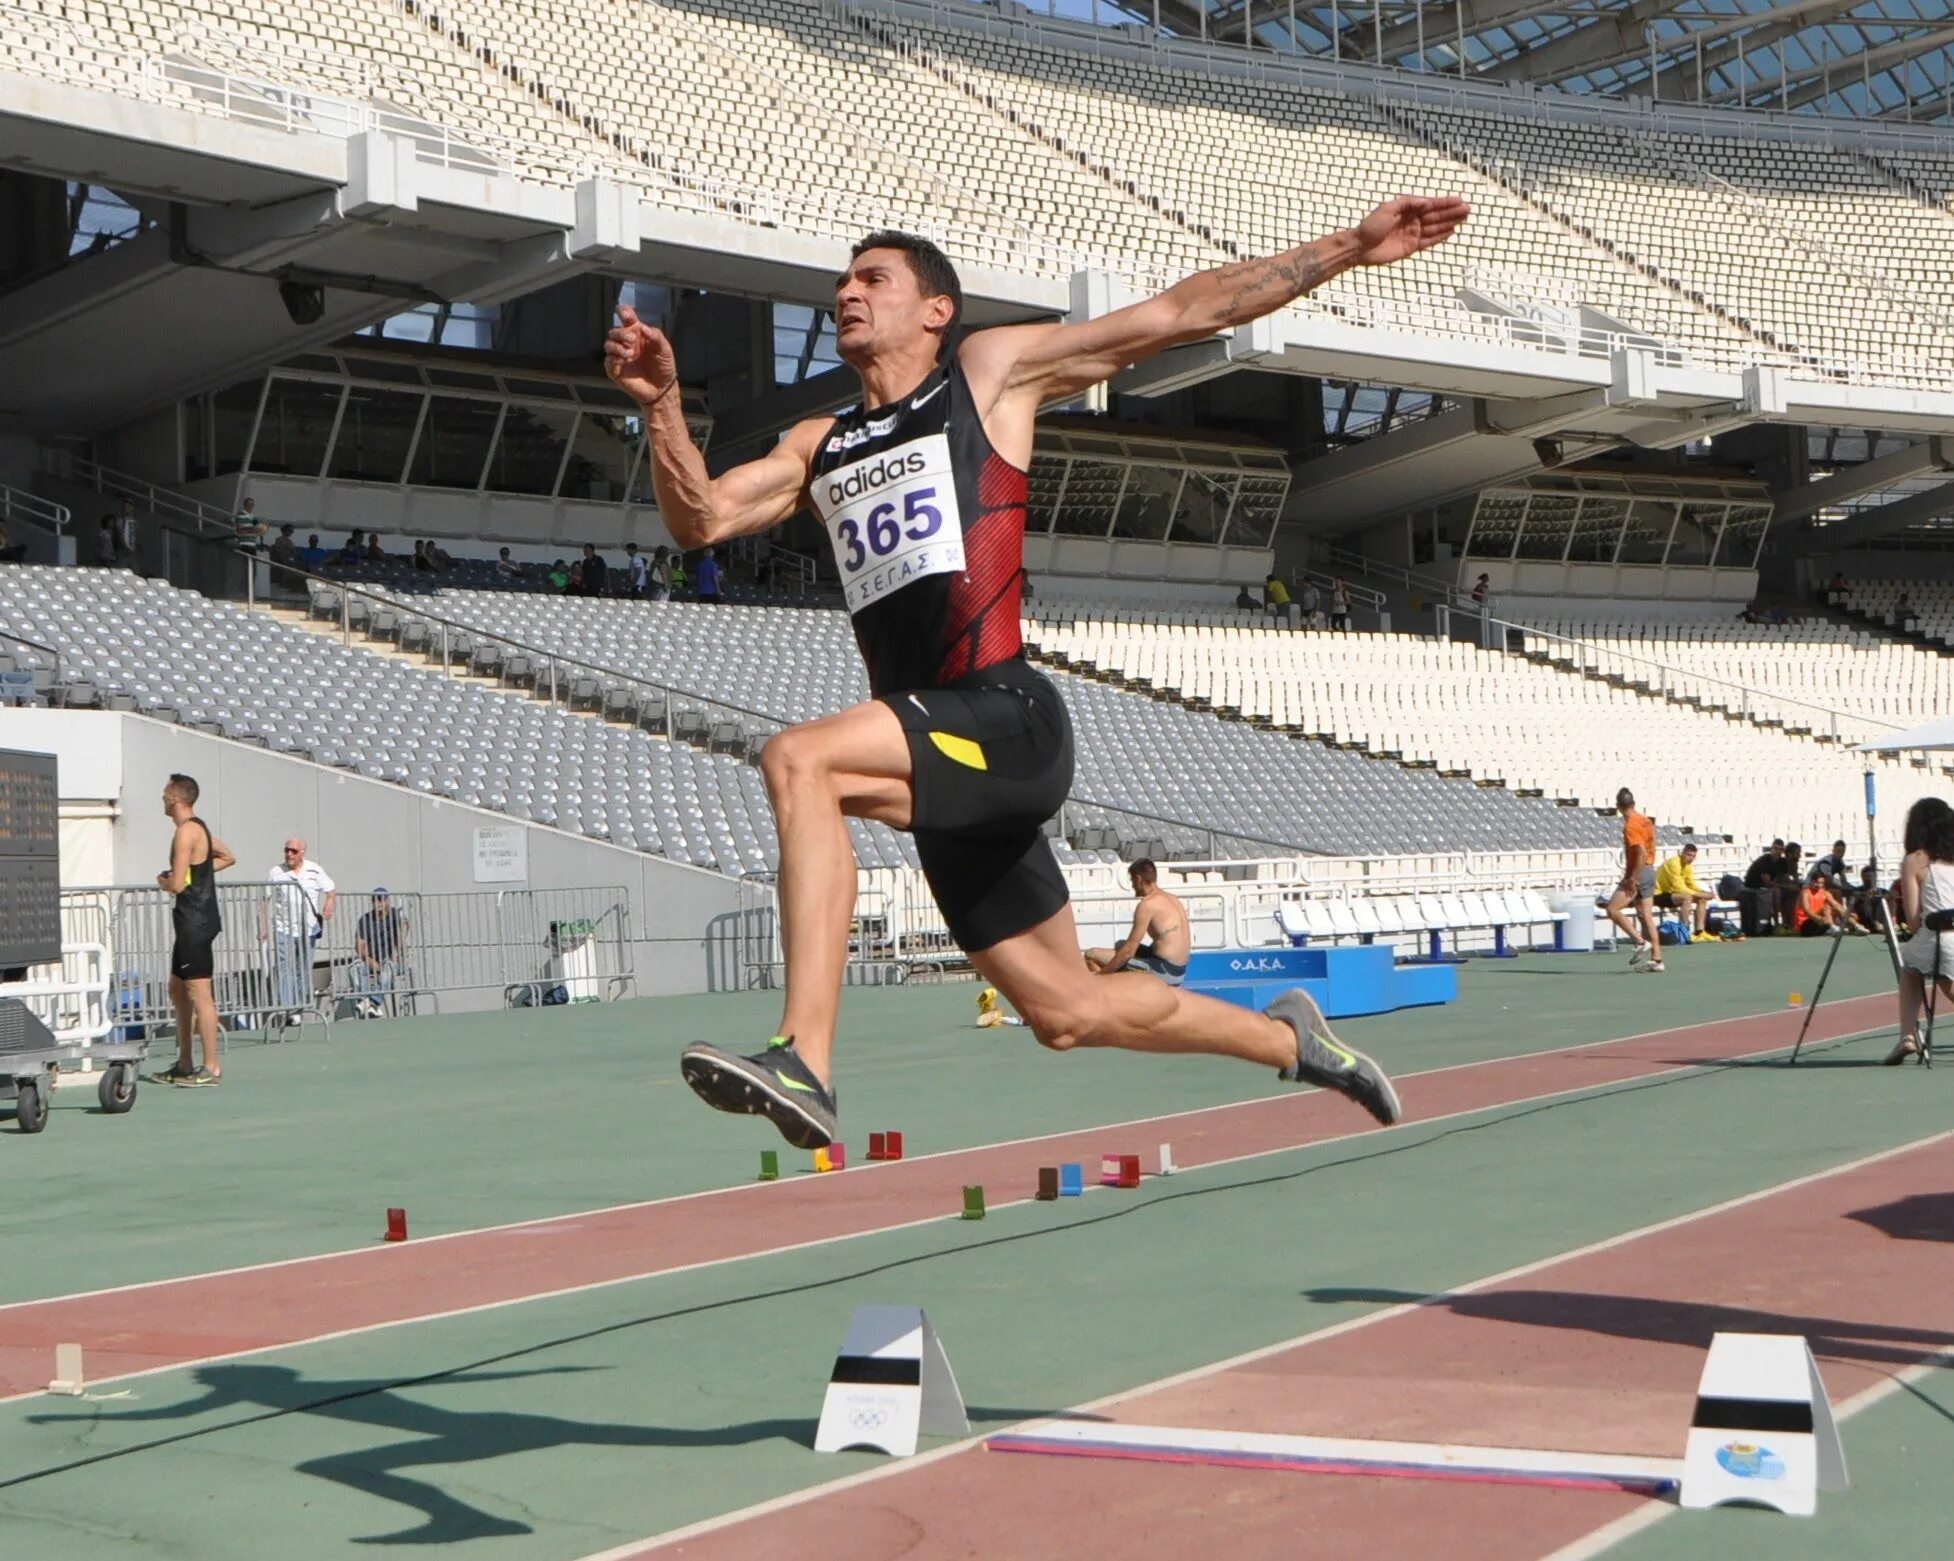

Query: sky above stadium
[{"left": 1012, "top": 0, "right": 1954, "bottom": 123}]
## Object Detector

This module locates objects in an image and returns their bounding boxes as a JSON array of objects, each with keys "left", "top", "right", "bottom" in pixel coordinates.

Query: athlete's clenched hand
[{"left": 605, "top": 305, "right": 678, "bottom": 408}]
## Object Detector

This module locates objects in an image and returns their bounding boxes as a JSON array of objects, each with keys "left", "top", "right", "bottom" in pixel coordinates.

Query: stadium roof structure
[{"left": 1045, "top": 0, "right": 1954, "bottom": 123}]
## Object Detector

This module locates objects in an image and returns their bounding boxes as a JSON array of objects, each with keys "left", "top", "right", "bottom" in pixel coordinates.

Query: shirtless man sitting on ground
[{"left": 1087, "top": 858, "right": 1191, "bottom": 986}]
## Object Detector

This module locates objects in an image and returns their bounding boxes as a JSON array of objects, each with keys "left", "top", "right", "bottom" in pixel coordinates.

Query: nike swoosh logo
[
  {"left": 908, "top": 694, "right": 929, "bottom": 716},
  {"left": 912, "top": 381, "right": 946, "bottom": 409},
  {"left": 777, "top": 1076, "right": 818, "bottom": 1093}
]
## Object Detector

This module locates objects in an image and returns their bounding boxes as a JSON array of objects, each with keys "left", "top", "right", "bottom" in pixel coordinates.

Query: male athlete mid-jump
[{"left": 605, "top": 196, "right": 1470, "bottom": 1149}]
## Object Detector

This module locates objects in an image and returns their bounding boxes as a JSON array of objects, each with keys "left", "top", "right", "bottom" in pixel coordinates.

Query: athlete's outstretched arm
[
  {"left": 604, "top": 306, "right": 823, "bottom": 548},
  {"left": 964, "top": 196, "right": 1469, "bottom": 411}
]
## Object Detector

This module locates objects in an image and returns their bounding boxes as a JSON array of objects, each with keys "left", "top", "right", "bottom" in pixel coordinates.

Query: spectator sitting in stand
[
  {"left": 1654, "top": 842, "right": 1716, "bottom": 942},
  {"left": 1825, "top": 569, "right": 1847, "bottom": 599},
  {"left": 338, "top": 530, "right": 364, "bottom": 564},
  {"left": 353, "top": 887, "right": 409, "bottom": 1018},
  {"left": 1894, "top": 591, "right": 1916, "bottom": 630},
  {"left": 495, "top": 546, "right": 522, "bottom": 580},
  {"left": 301, "top": 533, "right": 326, "bottom": 569},
  {"left": 427, "top": 538, "right": 453, "bottom": 568},
  {"left": 364, "top": 533, "right": 385, "bottom": 561},
  {"left": 546, "top": 558, "right": 570, "bottom": 593},
  {"left": 412, "top": 540, "right": 434, "bottom": 572},
  {"left": 567, "top": 560, "right": 585, "bottom": 594},
  {"left": 695, "top": 546, "right": 721, "bottom": 603},
  {"left": 1234, "top": 584, "right": 1258, "bottom": 611}
]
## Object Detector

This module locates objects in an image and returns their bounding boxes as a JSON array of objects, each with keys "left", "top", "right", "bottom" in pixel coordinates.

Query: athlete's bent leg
[
  {"left": 758, "top": 699, "right": 913, "bottom": 1085},
  {"left": 970, "top": 903, "right": 1294, "bottom": 1069},
  {"left": 1603, "top": 886, "right": 1642, "bottom": 948},
  {"left": 1082, "top": 946, "right": 1116, "bottom": 971}
]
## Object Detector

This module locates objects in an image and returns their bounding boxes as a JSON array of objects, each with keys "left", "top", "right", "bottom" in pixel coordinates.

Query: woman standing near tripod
[{"left": 1890, "top": 796, "right": 1954, "bottom": 1065}]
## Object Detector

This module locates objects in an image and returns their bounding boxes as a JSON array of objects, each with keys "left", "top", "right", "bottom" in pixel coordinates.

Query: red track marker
[{"left": 384, "top": 1208, "right": 407, "bottom": 1242}]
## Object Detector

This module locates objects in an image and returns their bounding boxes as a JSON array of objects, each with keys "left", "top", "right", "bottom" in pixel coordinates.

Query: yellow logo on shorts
[{"left": 929, "top": 732, "right": 988, "bottom": 771}]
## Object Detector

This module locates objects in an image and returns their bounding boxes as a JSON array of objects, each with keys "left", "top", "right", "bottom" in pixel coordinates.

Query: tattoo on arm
[{"left": 1210, "top": 245, "right": 1331, "bottom": 325}]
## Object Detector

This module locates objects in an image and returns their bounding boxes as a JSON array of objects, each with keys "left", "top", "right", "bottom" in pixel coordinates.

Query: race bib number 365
[{"left": 811, "top": 434, "right": 965, "bottom": 614}]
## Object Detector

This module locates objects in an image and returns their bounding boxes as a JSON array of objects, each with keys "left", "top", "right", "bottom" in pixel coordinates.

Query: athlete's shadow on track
[
  {"left": 23, "top": 1363, "right": 1047, "bottom": 1545},
  {"left": 1301, "top": 1287, "right": 1954, "bottom": 1373},
  {"left": 1848, "top": 1191, "right": 1954, "bottom": 1244}
]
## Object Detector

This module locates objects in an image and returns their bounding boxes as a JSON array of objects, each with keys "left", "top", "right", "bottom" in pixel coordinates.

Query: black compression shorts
[
  {"left": 171, "top": 936, "right": 216, "bottom": 982},
  {"left": 881, "top": 658, "right": 1074, "bottom": 952}
]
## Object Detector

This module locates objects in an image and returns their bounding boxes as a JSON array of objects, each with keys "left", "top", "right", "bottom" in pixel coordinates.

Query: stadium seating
[
  {"left": 11, "top": 0, "right": 1952, "bottom": 380},
  {"left": 0, "top": 565, "right": 916, "bottom": 874},
  {"left": 1838, "top": 578, "right": 1954, "bottom": 648},
  {"left": 1396, "top": 104, "right": 1954, "bottom": 380},
  {"left": 339, "top": 588, "right": 1647, "bottom": 855},
  {"left": 1028, "top": 606, "right": 1940, "bottom": 851}
]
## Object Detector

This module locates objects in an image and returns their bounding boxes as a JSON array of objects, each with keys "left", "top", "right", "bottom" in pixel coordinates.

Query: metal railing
[
  {"left": 49, "top": 453, "right": 233, "bottom": 538},
  {"left": 1485, "top": 615, "right": 1910, "bottom": 745},
  {"left": 66, "top": 881, "right": 633, "bottom": 1046},
  {"left": 1, "top": 483, "right": 69, "bottom": 539},
  {"left": 1319, "top": 544, "right": 1473, "bottom": 611},
  {"left": 0, "top": 626, "right": 62, "bottom": 704}
]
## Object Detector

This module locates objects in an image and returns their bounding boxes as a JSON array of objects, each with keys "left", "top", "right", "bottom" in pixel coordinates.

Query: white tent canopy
[{"left": 1856, "top": 717, "right": 1954, "bottom": 753}]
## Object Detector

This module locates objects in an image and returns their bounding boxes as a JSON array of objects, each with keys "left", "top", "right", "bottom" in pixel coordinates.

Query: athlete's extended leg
[
  {"left": 189, "top": 977, "right": 221, "bottom": 1078},
  {"left": 168, "top": 974, "right": 195, "bottom": 1076},
  {"left": 971, "top": 902, "right": 1399, "bottom": 1123},
  {"left": 1604, "top": 885, "right": 1643, "bottom": 950}
]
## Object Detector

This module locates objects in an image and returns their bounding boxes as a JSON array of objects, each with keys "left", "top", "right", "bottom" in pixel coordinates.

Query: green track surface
[
  {"left": 0, "top": 939, "right": 1944, "bottom": 1559},
  {"left": 0, "top": 939, "right": 1902, "bottom": 1305}
]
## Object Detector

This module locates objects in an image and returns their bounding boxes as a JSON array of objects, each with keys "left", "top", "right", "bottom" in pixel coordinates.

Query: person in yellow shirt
[{"left": 1654, "top": 841, "right": 1716, "bottom": 942}]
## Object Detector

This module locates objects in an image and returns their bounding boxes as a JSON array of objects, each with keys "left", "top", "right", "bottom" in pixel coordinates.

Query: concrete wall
[{"left": 1, "top": 708, "right": 744, "bottom": 998}]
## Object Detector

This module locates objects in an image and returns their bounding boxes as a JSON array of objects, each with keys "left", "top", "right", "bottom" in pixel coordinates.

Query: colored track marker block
[
  {"left": 759, "top": 1150, "right": 779, "bottom": 1182},
  {"left": 1789, "top": 992, "right": 1802, "bottom": 1007},
  {"left": 830, "top": 1142, "right": 846, "bottom": 1171},
  {"left": 962, "top": 1185, "right": 986, "bottom": 1220},
  {"left": 1099, "top": 1154, "right": 1121, "bottom": 1186},
  {"left": 1101, "top": 1154, "right": 1140, "bottom": 1189},
  {"left": 384, "top": 1207, "right": 407, "bottom": 1242},
  {"left": 813, "top": 1147, "right": 834, "bottom": 1174},
  {"left": 1036, "top": 1166, "right": 1059, "bottom": 1201},
  {"left": 884, "top": 1130, "right": 903, "bottom": 1161},
  {"left": 1159, "top": 1142, "right": 1178, "bottom": 1176},
  {"left": 867, "top": 1132, "right": 887, "bottom": 1162},
  {"left": 1058, "top": 1163, "right": 1084, "bottom": 1197}
]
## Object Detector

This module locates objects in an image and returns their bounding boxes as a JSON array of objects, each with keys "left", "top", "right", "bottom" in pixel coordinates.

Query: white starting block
[
  {"left": 814, "top": 1306, "right": 968, "bottom": 1458},
  {"left": 1159, "top": 1142, "right": 1178, "bottom": 1176},
  {"left": 1680, "top": 1333, "right": 1848, "bottom": 1517},
  {"left": 48, "top": 1343, "right": 84, "bottom": 1397}
]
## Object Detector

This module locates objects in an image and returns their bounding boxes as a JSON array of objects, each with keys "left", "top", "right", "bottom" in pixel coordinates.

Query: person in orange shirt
[
  {"left": 1606, "top": 786, "right": 1663, "bottom": 972},
  {"left": 1795, "top": 872, "right": 1846, "bottom": 937}
]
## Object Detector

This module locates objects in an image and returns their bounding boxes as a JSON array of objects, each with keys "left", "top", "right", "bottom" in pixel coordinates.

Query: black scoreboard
[{"left": 0, "top": 748, "right": 60, "bottom": 970}]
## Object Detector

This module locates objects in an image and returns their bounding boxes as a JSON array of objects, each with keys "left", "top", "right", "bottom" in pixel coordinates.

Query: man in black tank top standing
[
  {"left": 157, "top": 773, "right": 235, "bottom": 1087},
  {"left": 606, "top": 197, "right": 1468, "bottom": 1150}
]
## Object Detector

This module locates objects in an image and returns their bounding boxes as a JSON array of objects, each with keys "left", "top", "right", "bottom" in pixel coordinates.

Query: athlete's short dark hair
[
  {"left": 166, "top": 773, "right": 199, "bottom": 805},
  {"left": 1129, "top": 858, "right": 1158, "bottom": 886},
  {"left": 1616, "top": 787, "right": 1635, "bottom": 809},
  {"left": 849, "top": 231, "right": 963, "bottom": 356}
]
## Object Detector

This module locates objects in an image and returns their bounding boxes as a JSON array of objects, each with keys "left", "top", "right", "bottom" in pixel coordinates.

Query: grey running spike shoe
[
  {"left": 1267, "top": 989, "right": 1402, "bottom": 1126},
  {"left": 680, "top": 1035, "right": 839, "bottom": 1149}
]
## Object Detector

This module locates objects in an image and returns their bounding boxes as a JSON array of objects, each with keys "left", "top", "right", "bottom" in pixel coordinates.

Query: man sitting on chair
[{"left": 1654, "top": 842, "right": 1716, "bottom": 942}]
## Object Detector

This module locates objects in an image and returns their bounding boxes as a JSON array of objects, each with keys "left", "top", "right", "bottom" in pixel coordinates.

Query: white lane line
[
  {"left": 4, "top": 992, "right": 1879, "bottom": 1315},
  {"left": 594, "top": 1122, "right": 1954, "bottom": 1559},
  {"left": 0, "top": 1015, "right": 1894, "bottom": 1412}
]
